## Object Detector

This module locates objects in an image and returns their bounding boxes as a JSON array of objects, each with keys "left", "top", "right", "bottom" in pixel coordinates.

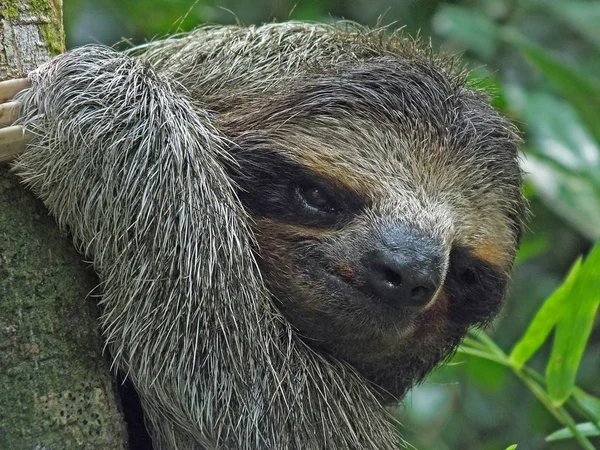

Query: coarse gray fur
[{"left": 12, "top": 22, "right": 524, "bottom": 450}]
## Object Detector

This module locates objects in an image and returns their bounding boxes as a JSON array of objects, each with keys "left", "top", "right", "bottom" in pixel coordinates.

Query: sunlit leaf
[
  {"left": 514, "top": 234, "right": 548, "bottom": 267},
  {"left": 467, "top": 69, "right": 507, "bottom": 110},
  {"left": 504, "top": 445, "right": 518, "bottom": 450},
  {"left": 504, "top": 85, "right": 600, "bottom": 239},
  {"left": 573, "top": 388, "right": 600, "bottom": 420},
  {"left": 546, "top": 422, "right": 600, "bottom": 441},
  {"left": 509, "top": 258, "right": 581, "bottom": 367},
  {"left": 502, "top": 28, "right": 600, "bottom": 144},
  {"left": 546, "top": 243, "right": 600, "bottom": 406},
  {"left": 432, "top": 5, "right": 499, "bottom": 59},
  {"left": 546, "top": 0, "right": 600, "bottom": 51}
]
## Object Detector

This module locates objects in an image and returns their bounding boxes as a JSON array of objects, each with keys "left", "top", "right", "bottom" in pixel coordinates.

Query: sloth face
[{"left": 224, "top": 59, "right": 525, "bottom": 399}]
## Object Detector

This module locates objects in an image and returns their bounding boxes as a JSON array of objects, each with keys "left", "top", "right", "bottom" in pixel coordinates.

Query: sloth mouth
[
  {"left": 320, "top": 253, "right": 504, "bottom": 331},
  {"left": 284, "top": 244, "right": 507, "bottom": 344},
  {"left": 321, "top": 265, "right": 421, "bottom": 320}
]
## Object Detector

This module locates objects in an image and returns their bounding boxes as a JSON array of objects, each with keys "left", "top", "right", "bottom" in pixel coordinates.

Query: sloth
[{"left": 0, "top": 22, "right": 524, "bottom": 450}]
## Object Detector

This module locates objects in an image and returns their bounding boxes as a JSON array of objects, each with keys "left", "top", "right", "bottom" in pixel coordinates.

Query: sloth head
[
  {"left": 7, "top": 23, "right": 525, "bottom": 450},
  {"left": 213, "top": 44, "right": 524, "bottom": 400}
]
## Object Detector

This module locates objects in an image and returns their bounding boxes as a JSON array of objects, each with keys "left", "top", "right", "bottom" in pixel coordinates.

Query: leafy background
[{"left": 62, "top": 1, "right": 600, "bottom": 449}]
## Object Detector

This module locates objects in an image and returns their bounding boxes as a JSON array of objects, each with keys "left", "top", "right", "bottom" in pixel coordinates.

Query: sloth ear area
[{"left": 0, "top": 78, "right": 30, "bottom": 163}]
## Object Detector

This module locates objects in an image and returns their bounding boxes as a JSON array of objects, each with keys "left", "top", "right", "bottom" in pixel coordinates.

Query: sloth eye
[
  {"left": 296, "top": 184, "right": 338, "bottom": 213},
  {"left": 228, "top": 150, "right": 365, "bottom": 226}
]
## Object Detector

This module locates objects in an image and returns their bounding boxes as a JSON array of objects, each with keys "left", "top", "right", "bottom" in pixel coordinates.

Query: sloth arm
[{"left": 1, "top": 45, "right": 271, "bottom": 447}]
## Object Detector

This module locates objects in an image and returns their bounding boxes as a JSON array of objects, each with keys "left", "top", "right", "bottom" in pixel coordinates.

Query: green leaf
[
  {"left": 573, "top": 388, "right": 600, "bottom": 420},
  {"left": 546, "top": 422, "right": 600, "bottom": 441},
  {"left": 466, "top": 355, "right": 508, "bottom": 392},
  {"left": 546, "top": 0, "right": 600, "bottom": 51},
  {"left": 502, "top": 28, "right": 600, "bottom": 144},
  {"left": 432, "top": 5, "right": 499, "bottom": 59},
  {"left": 289, "top": 2, "right": 331, "bottom": 22},
  {"left": 509, "top": 258, "right": 581, "bottom": 368},
  {"left": 504, "top": 445, "right": 518, "bottom": 450},
  {"left": 546, "top": 243, "right": 600, "bottom": 406},
  {"left": 467, "top": 69, "right": 507, "bottom": 111},
  {"left": 514, "top": 234, "right": 548, "bottom": 267},
  {"left": 504, "top": 86, "right": 600, "bottom": 239}
]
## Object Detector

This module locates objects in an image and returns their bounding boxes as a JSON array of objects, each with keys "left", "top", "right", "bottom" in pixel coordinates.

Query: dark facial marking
[
  {"left": 444, "top": 245, "right": 507, "bottom": 327},
  {"left": 229, "top": 151, "right": 366, "bottom": 228}
]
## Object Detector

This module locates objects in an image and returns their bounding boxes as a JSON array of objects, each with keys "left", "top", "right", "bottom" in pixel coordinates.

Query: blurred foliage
[{"left": 63, "top": 1, "right": 600, "bottom": 449}]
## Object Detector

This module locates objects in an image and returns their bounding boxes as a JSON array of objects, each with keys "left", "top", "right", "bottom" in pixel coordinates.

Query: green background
[{"left": 62, "top": 1, "right": 600, "bottom": 449}]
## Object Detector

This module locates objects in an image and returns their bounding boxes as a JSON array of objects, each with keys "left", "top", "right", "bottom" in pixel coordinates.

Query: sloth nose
[{"left": 365, "top": 227, "right": 444, "bottom": 309}]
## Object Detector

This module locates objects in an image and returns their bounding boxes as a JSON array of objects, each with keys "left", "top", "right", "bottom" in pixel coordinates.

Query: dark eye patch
[
  {"left": 228, "top": 151, "right": 365, "bottom": 228},
  {"left": 444, "top": 245, "right": 507, "bottom": 327}
]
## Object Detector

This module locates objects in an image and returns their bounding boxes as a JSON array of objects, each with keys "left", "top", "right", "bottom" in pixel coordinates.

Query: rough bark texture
[
  {"left": 0, "top": 1, "right": 128, "bottom": 449},
  {"left": 0, "top": 0, "right": 64, "bottom": 78}
]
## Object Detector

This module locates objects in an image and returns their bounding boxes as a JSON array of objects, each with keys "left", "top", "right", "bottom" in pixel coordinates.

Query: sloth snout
[{"left": 364, "top": 225, "right": 445, "bottom": 310}]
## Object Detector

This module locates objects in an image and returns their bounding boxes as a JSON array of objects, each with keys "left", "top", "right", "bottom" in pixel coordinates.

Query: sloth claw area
[
  {"left": 0, "top": 126, "right": 28, "bottom": 163},
  {"left": 0, "top": 102, "right": 21, "bottom": 126},
  {"left": 0, "top": 78, "right": 29, "bottom": 163},
  {"left": 0, "top": 78, "right": 29, "bottom": 103}
]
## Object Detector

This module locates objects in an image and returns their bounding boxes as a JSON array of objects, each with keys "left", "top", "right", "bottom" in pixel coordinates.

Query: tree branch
[{"left": 0, "top": 2, "right": 128, "bottom": 448}]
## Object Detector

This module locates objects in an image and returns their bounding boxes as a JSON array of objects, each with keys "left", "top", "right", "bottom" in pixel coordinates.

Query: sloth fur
[{"left": 12, "top": 22, "right": 524, "bottom": 450}]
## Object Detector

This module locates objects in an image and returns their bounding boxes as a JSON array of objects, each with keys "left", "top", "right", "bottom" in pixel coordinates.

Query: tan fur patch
[
  {"left": 253, "top": 218, "right": 333, "bottom": 240},
  {"left": 289, "top": 147, "right": 383, "bottom": 198},
  {"left": 472, "top": 241, "right": 506, "bottom": 268}
]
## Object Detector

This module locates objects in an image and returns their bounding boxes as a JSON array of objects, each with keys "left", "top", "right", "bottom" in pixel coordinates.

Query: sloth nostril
[
  {"left": 366, "top": 247, "right": 441, "bottom": 309},
  {"left": 364, "top": 225, "right": 444, "bottom": 310},
  {"left": 410, "top": 285, "right": 432, "bottom": 304},
  {"left": 382, "top": 267, "right": 402, "bottom": 287}
]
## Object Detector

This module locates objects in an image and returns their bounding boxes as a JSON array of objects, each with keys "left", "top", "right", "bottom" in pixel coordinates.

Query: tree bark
[{"left": 0, "top": 2, "right": 127, "bottom": 449}]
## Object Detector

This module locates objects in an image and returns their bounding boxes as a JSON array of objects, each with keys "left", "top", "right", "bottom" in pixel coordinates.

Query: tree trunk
[{"left": 0, "top": 2, "right": 127, "bottom": 449}]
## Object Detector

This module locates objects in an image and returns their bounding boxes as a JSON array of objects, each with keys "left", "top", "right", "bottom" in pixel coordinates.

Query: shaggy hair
[{"left": 12, "top": 22, "right": 524, "bottom": 449}]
